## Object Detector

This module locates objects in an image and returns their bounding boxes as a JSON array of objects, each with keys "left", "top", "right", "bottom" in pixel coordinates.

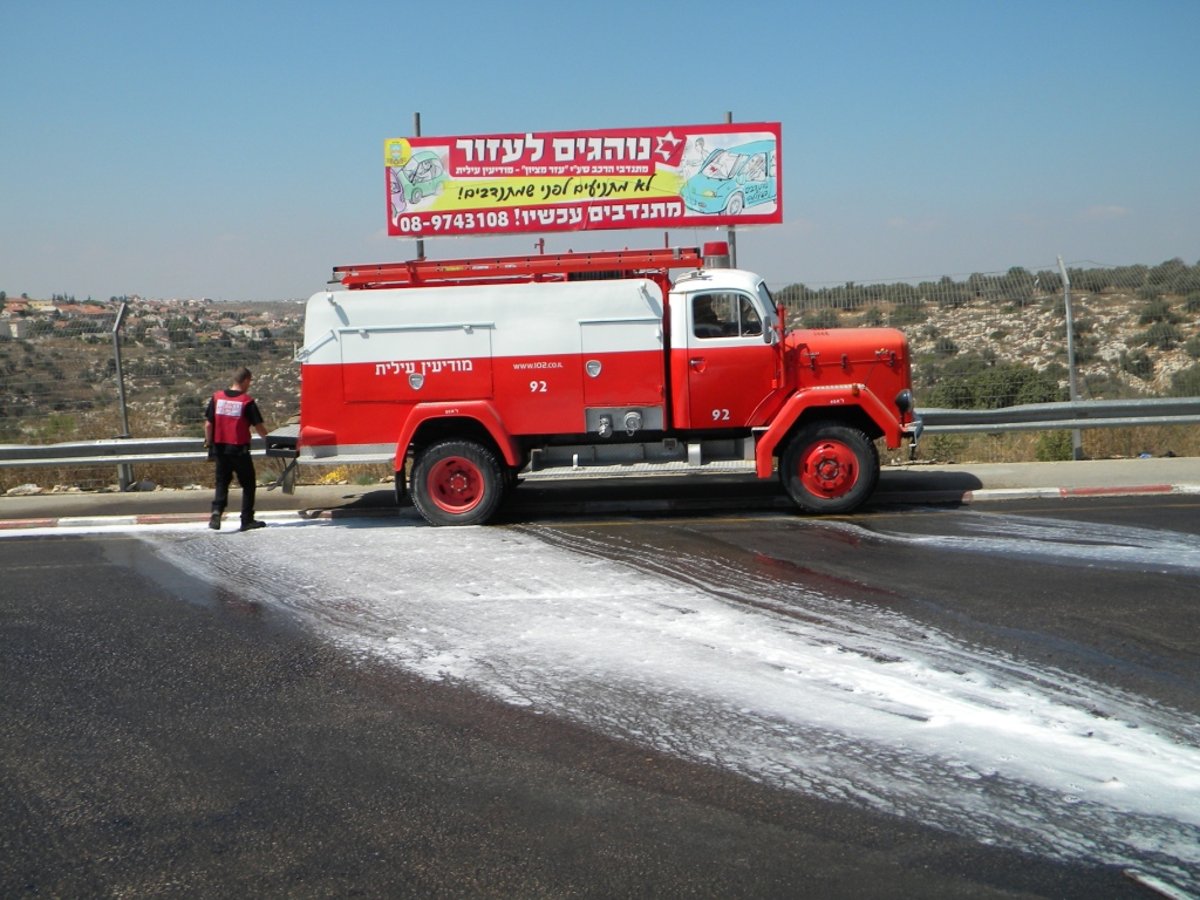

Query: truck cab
[{"left": 669, "top": 264, "right": 783, "bottom": 431}]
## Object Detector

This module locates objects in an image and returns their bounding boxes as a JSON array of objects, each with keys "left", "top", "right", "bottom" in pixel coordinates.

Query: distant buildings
[{"left": 0, "top": 296, "right": 298, "bottom": 347}]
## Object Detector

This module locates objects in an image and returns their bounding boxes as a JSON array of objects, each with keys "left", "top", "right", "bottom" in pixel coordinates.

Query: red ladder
[{"left": 333, "top": 246, "right": 706, "bottom": 290}]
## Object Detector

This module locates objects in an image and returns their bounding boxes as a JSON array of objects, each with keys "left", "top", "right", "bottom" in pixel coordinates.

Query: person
[
  {"left": 693, "top": 294, "right": 724, "bottom": 338},
  {"left": 204, "top": 366, "right": 270, "bottom": 532}
]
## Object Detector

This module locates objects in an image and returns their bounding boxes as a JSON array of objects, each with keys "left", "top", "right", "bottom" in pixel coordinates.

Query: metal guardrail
[
  {"left": 920, "top": 397, "right": 1200, "bottom": 433},
  {"left": 0, "top": 436, "right": 265, "bottom": 468},
  {"left": 0, "top": 398, "right": 1197, "bottom": 472}
]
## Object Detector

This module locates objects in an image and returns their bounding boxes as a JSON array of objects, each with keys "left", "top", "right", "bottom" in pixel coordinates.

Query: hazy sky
[{"left": 2, "top": 0, "right": 1197, "bottom": 301}]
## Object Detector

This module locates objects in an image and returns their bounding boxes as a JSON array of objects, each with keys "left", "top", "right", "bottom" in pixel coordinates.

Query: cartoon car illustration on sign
[
  {"left": 390, "top": 150, "right": 448, "bottom": 206},
  {"left": 680, "top": 140, "right": 777, "bottom": 216}
]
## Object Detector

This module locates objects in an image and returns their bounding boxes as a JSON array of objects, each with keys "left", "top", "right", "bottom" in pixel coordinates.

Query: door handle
[{"left": 689, "top": 357, "right": 706, "bottom": 372}]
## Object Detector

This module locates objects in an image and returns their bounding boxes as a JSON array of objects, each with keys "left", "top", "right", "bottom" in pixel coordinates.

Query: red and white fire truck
[{"left": 269, "top": 242, "right": 920, "bottom": 525}]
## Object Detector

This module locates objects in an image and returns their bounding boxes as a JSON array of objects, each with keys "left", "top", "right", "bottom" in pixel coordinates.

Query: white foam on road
[
  {"left": 861, "top": 508, "right": 1200, "bottom": 574},
  {"left": 140, "top": 516, "right": 1200, "bottom": 891}
]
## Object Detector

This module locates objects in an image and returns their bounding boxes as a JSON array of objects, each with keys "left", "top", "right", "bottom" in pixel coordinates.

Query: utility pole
[{"left": 111, "top": 301, "right": 134, "bottom": 489}]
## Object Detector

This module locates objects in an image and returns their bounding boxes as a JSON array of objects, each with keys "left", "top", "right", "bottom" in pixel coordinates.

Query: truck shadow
[{"left": 294, "top": 470, "right": 982, "bottom": 527}]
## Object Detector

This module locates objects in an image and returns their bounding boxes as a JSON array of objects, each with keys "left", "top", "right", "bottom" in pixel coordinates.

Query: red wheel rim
[
  {"left": 427, "top": 456, "right": 484, "bottom": 514},
  {"left": 798, "top": 439, "right": 859, "bottom": 499}
]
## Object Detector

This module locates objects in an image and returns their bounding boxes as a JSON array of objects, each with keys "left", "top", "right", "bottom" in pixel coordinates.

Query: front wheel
[
  {"left": 411, "top": 440, "right": 504, "bottom": 526},
  {"left": 780, "top": 423, "right": 879, "bottom": 514}
]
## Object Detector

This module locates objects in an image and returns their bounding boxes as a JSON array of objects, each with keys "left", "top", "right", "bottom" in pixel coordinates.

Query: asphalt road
[{"left": 0, "top": 511, "right": 1164, "bottom": 898}]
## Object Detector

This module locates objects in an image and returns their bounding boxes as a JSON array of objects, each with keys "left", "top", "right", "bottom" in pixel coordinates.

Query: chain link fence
[
  {"left": 2, "top": 255, "right": 1199, "bottom": 489},
  {"left": 774, "top": 257, "right": 1200, "bottom": 464}
]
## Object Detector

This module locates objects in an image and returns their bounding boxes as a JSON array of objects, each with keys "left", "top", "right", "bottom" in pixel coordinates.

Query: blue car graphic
[{"left": 681, "top": 140, "right": 777, "bottom": 216}]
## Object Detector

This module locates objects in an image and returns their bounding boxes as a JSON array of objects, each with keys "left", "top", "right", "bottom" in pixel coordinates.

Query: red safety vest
[{"left": 211, "top": 390, "right": 252, "bottom": 445}]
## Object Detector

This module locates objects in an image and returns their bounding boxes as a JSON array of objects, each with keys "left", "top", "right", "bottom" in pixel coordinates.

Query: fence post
[
  {"left": 1057, "top": 256, "right": 1084, "bottom": 460},
  {"left": 111, "top": 301, "right": 135, "bottom": 490}
]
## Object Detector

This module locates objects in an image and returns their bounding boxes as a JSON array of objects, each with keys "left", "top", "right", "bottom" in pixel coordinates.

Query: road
[{"left": 2, "top": 494, "right": 1198, "bottom": 897}]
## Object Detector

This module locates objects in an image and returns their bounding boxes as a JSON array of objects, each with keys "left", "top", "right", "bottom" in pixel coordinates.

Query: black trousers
[{"left": 212, "top": 450, "right": 257, "bottom": 523}]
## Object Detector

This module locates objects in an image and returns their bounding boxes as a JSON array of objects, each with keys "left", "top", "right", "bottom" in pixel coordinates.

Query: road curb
[{"left": 963, "top": 483, "right": 1200, "bottom": 504}]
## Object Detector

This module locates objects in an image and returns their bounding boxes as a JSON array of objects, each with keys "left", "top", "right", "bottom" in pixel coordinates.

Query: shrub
[
  {"left": 173, "top": 393, "right": 206, "bottom": 426},
  {"left": 1120, "top": 350, "right": 1154, "bottom": 379},
  {"left": 920, "top": 355, "right": 1062, "bottom": 409},
  {"left": 859, "top": 307, "right": 884, "bottom": 327},
  {"left": 1035, "top": 431, "right": 1074, "bottom": 461},
  {"left": 889, "top": 305, "right": 928, "bottom": 328},
  {"left": 1169, "top": 364, "right": 1200, "bottom": 396},
  {"left": 1138, "top": 298, "right": 1180, "bottom": 325},
  {"left": 1136, "top": 322, "right": 1183, "bottom": 350},
  {"left": 933, "top": 336, "right": 959, "bottom": 356},
  {"left": 801, "top": 308, "right": 840, "bottom": 329}
]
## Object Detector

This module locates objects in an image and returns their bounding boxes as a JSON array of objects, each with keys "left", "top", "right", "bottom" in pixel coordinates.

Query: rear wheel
[
  {"left": 780, "top": 423, "right": 878, "bottom": 514},
  {"left": 411, "top": 440, "right": 504, "bottom": 526}
]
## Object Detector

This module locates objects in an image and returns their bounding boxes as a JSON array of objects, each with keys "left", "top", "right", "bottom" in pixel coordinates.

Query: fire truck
[{"left": 268, "top": 242, "right": 920, "bottom": 525}]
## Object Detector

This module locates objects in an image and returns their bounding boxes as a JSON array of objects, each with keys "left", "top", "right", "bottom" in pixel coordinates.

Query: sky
[{"left": 2, "top": 0, "right": 1198, "bottom": 302}]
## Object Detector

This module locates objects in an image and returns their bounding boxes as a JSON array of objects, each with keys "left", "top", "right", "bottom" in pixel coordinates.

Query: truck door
[{"left": 683, "top": 291, "right": 776, "bottom": 428}]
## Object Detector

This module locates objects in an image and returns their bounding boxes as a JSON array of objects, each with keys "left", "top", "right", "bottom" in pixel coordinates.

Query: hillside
[{"left": 2, "top": 258, "right": 1198, "bottom": 484}]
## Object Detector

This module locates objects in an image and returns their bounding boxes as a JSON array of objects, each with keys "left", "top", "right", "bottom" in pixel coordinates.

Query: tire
[
  {"left": 725, "top": 192, "right": 744, "bottom": 216},
  {"left": 411, "top": 440, "right": 504, "bottom": 526},
  {"left": 780, "top": 423, "right": 879, "bottom": 514}
]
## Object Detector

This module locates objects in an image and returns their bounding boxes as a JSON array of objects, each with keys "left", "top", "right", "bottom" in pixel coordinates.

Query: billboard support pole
[
  {"left": 725, "top": 111, "right": 738, "bottom": 268},
  {"left": 414, "top": 111, "right": 425, "bottom": 260}
]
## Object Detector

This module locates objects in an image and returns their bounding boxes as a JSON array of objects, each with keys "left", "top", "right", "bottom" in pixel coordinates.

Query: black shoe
[
  {"left": 239, "top": 519, "right": 267, "bottom": 532},
  {"left": 209, "top": 513, "right": 222, "bottom": 531}
]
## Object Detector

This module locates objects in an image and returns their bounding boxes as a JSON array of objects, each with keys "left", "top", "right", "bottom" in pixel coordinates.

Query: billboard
[{"left": 385, "top": 122, "right": 782, "bottom": 238}]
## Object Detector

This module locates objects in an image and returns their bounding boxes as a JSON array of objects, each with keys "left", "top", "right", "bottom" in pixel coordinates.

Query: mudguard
[
  {"left": 754, "top": 385, "right": 905, "bottom": 477},
  {"left": 394, "top": 400, "right": 522, "bottom": 470}
]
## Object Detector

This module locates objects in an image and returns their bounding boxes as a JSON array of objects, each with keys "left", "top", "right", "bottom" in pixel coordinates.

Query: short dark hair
[{"left": 234, "top": 366, "right": 252, "bottom": 384}]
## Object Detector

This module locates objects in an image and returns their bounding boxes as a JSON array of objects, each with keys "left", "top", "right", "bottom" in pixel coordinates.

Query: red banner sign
[{"left": 385, "top": 122, "right": 782, "bottom": 238}]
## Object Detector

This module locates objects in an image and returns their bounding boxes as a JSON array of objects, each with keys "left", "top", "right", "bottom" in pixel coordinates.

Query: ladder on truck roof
[{"left": 332, "top": 245, "right": 706, "bottom": 290}]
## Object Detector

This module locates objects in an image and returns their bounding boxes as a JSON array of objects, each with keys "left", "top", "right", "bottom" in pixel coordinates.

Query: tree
[
  {"left": 1138, "top": 298, "right": 1179, "bottom": 324},
  {"left": 1000, "top": 267, "right": 1035, "bottom": 306}
]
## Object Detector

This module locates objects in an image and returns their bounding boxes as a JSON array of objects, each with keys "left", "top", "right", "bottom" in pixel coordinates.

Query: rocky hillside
[{"left": 903, "top": 289, "right": 1200, "bottom": 398}]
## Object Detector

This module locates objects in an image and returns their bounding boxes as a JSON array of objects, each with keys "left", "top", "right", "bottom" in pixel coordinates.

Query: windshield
[
  {"left": 402, "top": 156, "right": 434, "bottom": 180},
  {"left": 701, "top": 150, "right": 738, "bottom": 180}
]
